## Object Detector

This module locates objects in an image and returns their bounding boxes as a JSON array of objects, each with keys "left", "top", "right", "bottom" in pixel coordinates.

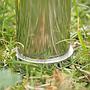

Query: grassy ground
[{"left": 0, "top": 0, "right": 90, "bottom": 90}]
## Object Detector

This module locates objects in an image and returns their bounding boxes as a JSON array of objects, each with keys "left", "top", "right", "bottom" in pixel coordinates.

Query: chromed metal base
[{"left": 16, "top": 45, "right": 74, "bottom": 64}]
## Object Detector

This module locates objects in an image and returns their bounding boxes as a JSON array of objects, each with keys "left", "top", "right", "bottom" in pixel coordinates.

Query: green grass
[{"left": 0, "top": 0, "right": 90, "bottom": 90}]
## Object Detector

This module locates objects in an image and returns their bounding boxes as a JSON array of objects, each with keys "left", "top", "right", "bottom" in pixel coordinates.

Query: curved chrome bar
[{"left": 16, "top": 45, "right": 74, "bottom": 64}]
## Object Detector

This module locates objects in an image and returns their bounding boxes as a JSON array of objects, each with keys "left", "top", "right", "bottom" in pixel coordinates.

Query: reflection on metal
[
  {"left": 16, "top": 0, "right": 71, "bottom": 60},
  {"left": 16, "top": 45, "right": 73, "bottom": 64}
]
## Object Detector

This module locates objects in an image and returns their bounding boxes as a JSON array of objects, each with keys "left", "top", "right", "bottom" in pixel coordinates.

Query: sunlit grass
[{"left": 0, "top": 0, "right": 90, "bottom": 89}]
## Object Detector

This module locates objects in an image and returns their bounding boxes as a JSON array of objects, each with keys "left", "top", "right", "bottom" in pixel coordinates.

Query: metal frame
[{"left": 16, "top": 45, "right": 74, "bottom": 64}]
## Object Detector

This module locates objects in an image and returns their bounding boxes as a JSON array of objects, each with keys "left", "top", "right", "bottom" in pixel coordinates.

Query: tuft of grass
[{"left": 0, "top": 0, "right": 90, "bottom": 89}]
